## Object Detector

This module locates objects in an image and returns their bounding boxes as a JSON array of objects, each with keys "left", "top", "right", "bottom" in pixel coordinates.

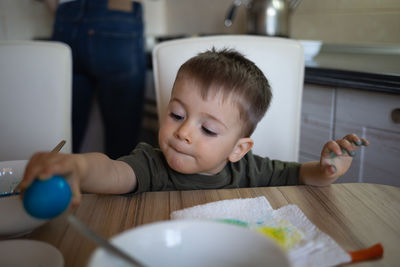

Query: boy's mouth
[{"left": 169, "top": 143, "right": 191, "bottom": 157}]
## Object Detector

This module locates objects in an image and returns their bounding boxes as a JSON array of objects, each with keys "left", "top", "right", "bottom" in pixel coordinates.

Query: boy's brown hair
[{"left": 174, "top": 48, "right": 272, "bottom": 137}]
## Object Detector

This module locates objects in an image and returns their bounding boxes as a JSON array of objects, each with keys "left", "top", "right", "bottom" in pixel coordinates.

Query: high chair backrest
[
  {"left": 152, "top": 35, "right": 304, "bottom": 161},
  {"left": 0, "top": 41, "right": 72, "bottom": 160}
]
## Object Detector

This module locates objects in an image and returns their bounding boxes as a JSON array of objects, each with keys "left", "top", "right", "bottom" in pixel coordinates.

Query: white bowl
[
  {"left": 88, "top": 220, "right": 290, "bottom": 267},
  {"left": 300, "top": 40, "right": 322, "bottom": 61},
  {"left": 0, "top": 239, "right": 64, "bottom": 267},
  {"left": 0, "top": 160, "right": 47, "bottom": 238}
]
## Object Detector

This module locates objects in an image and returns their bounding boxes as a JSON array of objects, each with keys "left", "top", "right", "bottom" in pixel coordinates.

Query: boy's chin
[
  {"left": 167, "top": 159, "right": 209, "bottom": 175},
  {"left": 168, "top": 160, "right": 224, "bottom": 176},
  {"left": 167, "top": 158, "right": 195, "bottom": 174},
  {"left": 164, "top": 151, "right": 227, "bottom": 175}
]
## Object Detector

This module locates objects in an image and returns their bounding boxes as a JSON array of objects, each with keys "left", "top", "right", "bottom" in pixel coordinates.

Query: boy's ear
[{"left": 228, "top": 138, "right": 254, "bottom": 163}]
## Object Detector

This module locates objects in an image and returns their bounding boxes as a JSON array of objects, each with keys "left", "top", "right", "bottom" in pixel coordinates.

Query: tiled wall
[
  {"left": 0, "top": 0, "right": 53, "bottom": 40},
  {"left": 163, "top": 0, "right": 400, "bottom": 45},
  {"left": 162, "top": 0, "right": 246, "bottom": 36},
  {"left": 1, "top": 0, "right": 399, "bottom": 45},
  {"left": 290, "top": 0, "right": 400, "bottom": 45}
]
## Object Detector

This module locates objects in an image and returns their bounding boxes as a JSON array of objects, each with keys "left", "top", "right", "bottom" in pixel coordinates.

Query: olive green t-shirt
[{"left": 118, "top": 143, "right": 301, "bottom": 194}]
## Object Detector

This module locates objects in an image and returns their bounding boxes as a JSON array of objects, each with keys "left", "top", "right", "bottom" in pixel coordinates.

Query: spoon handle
[
  {"left": 67, "top": 214, "right": 145, "bottom": 267},
  {"left": 51, "top": 140, "right": 66, "bottom": 153}
]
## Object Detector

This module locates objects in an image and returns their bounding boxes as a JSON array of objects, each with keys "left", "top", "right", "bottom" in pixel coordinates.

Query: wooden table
[{"left": 26, "top": 183, "right": 400, "bottom": 267}]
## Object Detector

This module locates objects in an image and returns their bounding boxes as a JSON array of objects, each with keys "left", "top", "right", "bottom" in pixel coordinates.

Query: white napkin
[{"left": 171, "top": 196, "right": 351, "bottom": 267}]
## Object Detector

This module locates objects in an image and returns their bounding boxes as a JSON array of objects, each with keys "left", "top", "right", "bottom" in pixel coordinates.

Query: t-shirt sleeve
[
  {"left": 117, "top": 143, "right": 166, "bottom": 194},
  {"left": 246, "top": 152, "right": 301, "bottom": 186},
  {"left": 265, "top": 159, "right": 301, "bottom": 186}
]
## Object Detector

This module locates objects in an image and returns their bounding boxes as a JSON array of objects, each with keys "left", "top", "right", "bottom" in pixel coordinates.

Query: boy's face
[{"left": 158, "top": 78, "right": 252, "bottom": 175}]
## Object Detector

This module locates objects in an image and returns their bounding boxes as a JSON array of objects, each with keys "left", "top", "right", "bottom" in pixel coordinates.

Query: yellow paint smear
[{"left": 255, "top": 220, "right": 303, "bottom": 250}]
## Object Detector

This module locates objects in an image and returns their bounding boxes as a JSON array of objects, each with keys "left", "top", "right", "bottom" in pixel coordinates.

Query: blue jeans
[{"left": 52, "top": 0, "right": 146, "bottom": 159}]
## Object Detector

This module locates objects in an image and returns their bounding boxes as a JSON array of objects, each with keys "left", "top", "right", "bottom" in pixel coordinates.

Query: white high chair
[
  {"left": 152, "top": 35, "right": 304, "bottom": 161},
  {"left": 0, "top": 41, "right": 72, "bottom": 161}
]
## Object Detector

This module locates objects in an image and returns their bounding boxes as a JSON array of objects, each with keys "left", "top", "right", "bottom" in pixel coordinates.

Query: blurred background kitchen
[
  {"left": 1, "top": 0, "right": 399, "bottom": 43},
  {"left": 1, "top": 0, "right": 399, "bottom": 185}
]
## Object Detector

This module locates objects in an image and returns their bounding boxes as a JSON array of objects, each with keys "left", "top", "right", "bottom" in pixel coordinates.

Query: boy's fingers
[
  {"left": 30, "top": 153, "right": 72, "bottom": 180},
  {"left": 343, "top": 134, "right": 370, "bottom": 147},
  {"left": 36, "top": 154, "right": 67, "bottom": 180},
  {"left": 18, "top": 152, "right": 67, "bottom": 192},
  {"left": 37, "top": 158, "right": 66, "bottom": 180},
  {"left": 360, "top": 137, "right": 370, "bottom": 146},
  {"left": 17, "top": 156, "right": 43, "bottom": 191},
  {"left": 69, "top": 174, "right": 82, "bottom": 207},
  {"left": 322, "top": 140, "right": 342, "bottom": 157},
  {"left": 343, "top": 133, "right": 360, "bottom": 145},
  {"left": 336, "top": 139, "right": 356, "bottom": 157},
  {"left": 337, "top": 139, "right": 353, "bottom": 151}
]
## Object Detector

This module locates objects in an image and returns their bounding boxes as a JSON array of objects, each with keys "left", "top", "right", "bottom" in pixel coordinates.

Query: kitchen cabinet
[
  {"left": 300, "top": 84, "right": 400, "bottom": 186},
  {"left": 299, "top": 84, "right": 335, "bottom": 163}
]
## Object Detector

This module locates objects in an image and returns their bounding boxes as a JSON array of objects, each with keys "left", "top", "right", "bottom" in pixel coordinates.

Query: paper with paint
[{"left": 171, "top": 197, "right": 351, "bottom": 267}]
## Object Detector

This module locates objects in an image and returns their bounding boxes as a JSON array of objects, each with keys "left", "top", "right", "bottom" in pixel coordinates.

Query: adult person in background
[{"left": 44, "top": 0, "right": 146, "bottom": 159}]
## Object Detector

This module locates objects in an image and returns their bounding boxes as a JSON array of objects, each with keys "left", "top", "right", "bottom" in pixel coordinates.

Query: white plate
[
  {"left": 0, "top": 160, "right": 47, "bottom": 237},
  {"left": 0, "top": 239, "right": 64, "bottom": 267},
  {"left": 88, "top": 220, "right": 290, "bottom": 267}
]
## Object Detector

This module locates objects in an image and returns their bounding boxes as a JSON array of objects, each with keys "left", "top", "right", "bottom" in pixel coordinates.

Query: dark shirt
[{"left": 118, "top": 143, "right": 301, "bottom": 194}]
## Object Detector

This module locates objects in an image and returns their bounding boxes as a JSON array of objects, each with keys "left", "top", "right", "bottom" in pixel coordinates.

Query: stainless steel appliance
[{"left": 225, "top": 0, "right": 302, "bottom": 37}]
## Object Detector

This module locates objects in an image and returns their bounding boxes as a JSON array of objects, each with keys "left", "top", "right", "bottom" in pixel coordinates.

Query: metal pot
[{"left": 225, "top": 0, "right": 302, "bottom": 37}]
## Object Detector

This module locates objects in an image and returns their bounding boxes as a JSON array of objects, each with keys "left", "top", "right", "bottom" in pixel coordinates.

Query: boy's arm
[
  {"left": 78, "top": 153, "right": 137, "bottom": 195},
  {"left": 298, "top": 134, "right": 369, "bottom": 186},
  {"left": 19, "top": 152, "right": 137, "bottom": 205}
]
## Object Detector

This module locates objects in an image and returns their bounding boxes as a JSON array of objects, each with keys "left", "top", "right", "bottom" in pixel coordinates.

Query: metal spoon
[{"left": 67, "top": 214, "right": 145, "bottom": 267}]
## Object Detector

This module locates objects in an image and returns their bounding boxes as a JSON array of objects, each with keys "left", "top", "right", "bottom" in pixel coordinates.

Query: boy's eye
[
  {"left": 202, "top": 126, "right": 217, "bottom": 136},
  {"left": 170, "top": 112, "right": 184, "bottom": 121}
]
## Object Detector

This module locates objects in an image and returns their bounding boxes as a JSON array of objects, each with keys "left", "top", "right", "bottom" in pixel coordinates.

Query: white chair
[
  {"left": 0, "top": 41, "right": 72, "bottom": 161},
  {"left": 152, "top": 35, "right": 304, "bottom": 161}
]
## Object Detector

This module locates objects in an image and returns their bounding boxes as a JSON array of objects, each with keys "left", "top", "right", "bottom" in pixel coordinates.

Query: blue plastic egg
[{"left": 23, "top": 175, "right": 72, "bottom": 219}]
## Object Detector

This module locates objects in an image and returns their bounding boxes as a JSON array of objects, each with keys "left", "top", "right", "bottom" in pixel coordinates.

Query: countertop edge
[{"left": 305, "top": 67, "right": 400, "bottom": 94}]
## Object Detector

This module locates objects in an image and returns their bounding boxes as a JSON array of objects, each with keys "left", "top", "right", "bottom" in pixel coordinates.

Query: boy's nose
[{"left": 174, "top": 122, "right": 193, "bottom": 144}]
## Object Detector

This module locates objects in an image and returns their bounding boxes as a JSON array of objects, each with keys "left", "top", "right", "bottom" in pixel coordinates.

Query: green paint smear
[{"left": 216, "top": 219, "right": 248, "bottom": 227}]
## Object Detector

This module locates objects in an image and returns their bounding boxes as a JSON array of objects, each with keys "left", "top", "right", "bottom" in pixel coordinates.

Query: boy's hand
[
  {"left": 320, "top": 134, "right": 369, "bottom": 178},
  {"left": 16, "top": 152, "right": 85, "bottom": 206}
]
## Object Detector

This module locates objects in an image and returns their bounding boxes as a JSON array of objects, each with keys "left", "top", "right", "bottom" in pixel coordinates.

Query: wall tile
[
  {"left": 379, "top": 0, "right": 400, "bottom": 8},
  {"left": 336, "top": 12, "right": 400, "bottom": 44},
  {"left": 143, "top": 0, "right": 167, "bottom": 36},
  {"left": 290, "top": 13, "right": 340, "bottom": 42},
  {"left": 294, "top": 0, "right": 338, "bottom": 13},
  {"left": 335, "top": 0, "right": 381, "bottom": 10},
  {"left": 0, "top": 0, "right": 53, "bottom": 40},
  {"left": 0, "top": 15, "right": 6, "bottom": 40},
  {"left": 1, "top": 0, "right": 21, "bottom": 12},
  {"left": 165, "top": 0, "right": 246, "bottom": 35},
  {"left": 291, "top": 0, "right": 400, "bottom": 44},
  {"left": 296, "top": 0, "right": 400, "bottom": 13}
]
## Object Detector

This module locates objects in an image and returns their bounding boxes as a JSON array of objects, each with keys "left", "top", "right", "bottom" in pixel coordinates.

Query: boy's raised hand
[
  {"left": 320, "top": 134, "right": 369, "bottom": 178},
  {"left": 16, "top": 152, "right": 84, "bottom": 206}
]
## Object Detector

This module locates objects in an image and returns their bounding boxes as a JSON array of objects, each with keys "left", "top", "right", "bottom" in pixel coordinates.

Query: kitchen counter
[{"left": 305, "top": 43, "right": 400, "bottom": 94}]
